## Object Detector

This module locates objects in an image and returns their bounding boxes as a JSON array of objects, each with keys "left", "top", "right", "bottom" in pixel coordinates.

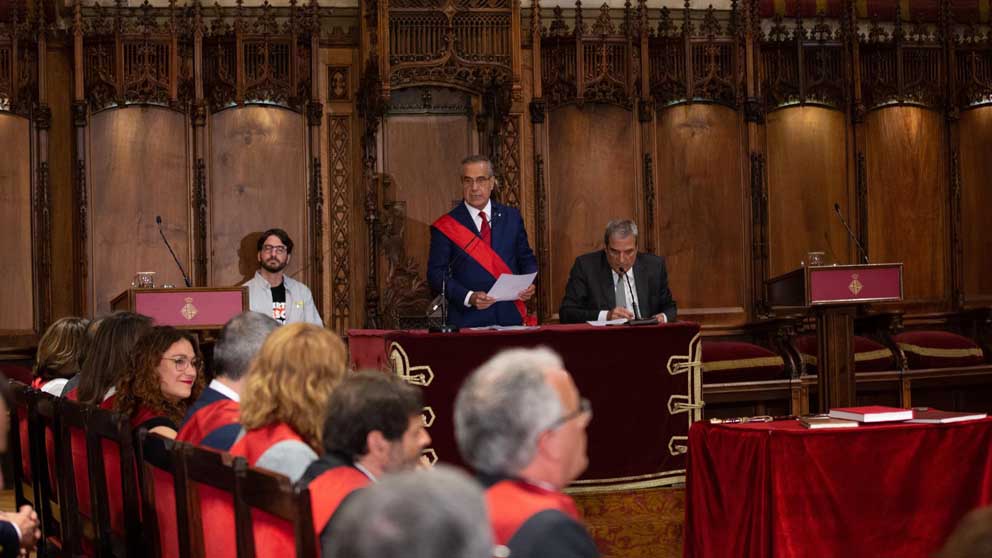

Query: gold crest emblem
[
  {"left": 849, "top": 273, "right": 863, "bottom": 296},
  {"left": 181, "top": 297, "right": 198, "bottom": 321}
]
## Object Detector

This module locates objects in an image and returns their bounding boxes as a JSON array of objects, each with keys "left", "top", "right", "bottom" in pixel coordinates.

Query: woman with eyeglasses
[{"left": 114, "top": 325, "right": 206, "bottom": 439}]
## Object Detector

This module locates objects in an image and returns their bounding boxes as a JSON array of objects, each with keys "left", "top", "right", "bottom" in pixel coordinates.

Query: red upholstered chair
[
  {"left": 136, "top": 430, "right": 186, "bottom": 558},
  {"left": 794, "top": 334, "right": 896, "bottom": 374},
  {"left": 31, "top": 390, "right": 73, "bottom": 558},
  {"left": 239, "top": 463, "right": 318, "bottom": 558},
  {"left": 8, "top": 382, "right": 39, "bottom": 513},
  {"left": 700, "top": 317, "right": 802, "bottom": 418}
]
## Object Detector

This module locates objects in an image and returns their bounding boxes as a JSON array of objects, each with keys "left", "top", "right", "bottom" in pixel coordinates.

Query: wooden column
[
  {"left": 34, "top": 10, "right": 53, "bottom": 331},
  {"left": 192, "top": 0, "right": 208, "bottom": 286},
  {"left": 72, "top": 1, "right": 89, "bottom": 316},
  {"left": 815, "top": 304, "right": 858, "bottom": 410}
]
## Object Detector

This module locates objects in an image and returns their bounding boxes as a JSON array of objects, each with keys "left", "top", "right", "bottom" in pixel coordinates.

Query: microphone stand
[
  {"left": 833, "top": 203, "right": 869, "bottom": 264},
  {"left": 156, "top": 216, "right": 192, "bottom": 287},
  {"left": 429, "top": 266, "right": 459, "bottom": 333},
  {"left": 623, "top": 267, "right": 659, "bottom": 326}
]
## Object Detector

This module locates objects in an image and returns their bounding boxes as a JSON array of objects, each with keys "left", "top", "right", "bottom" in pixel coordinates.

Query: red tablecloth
[
  {"left": 685, "top": 418, "right": 992, "bottom": 558},
  {"left": 348, "top": 323, "right": 702, "bottom": 487}
]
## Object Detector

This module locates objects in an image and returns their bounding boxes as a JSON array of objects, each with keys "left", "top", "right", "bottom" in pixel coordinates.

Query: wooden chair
[
  {"left": 56, "top": 396, "right": 96, "bottom": 557},
  {"left": 239, "top": 465, "right": 318, "bottom": 558},
  {"left": 179, "top": 442, "right": 250, "bottom": 558},
  {"left": 8, "top": 381, "right": 38, "bottom": 511},
  {"left": 82, "top": 406, "right": 143, "bottom": 558},
  {"left": 31, "top": 390, "right": 73, "bottom": 557},
  {"left": 136, "top": 429, "right": 189, "bottom": 558}
]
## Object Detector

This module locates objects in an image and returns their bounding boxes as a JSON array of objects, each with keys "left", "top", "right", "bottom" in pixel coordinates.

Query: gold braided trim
[
  {"left": 897, "top": 343, "right": 984, "bottom": 359},
  {"left": 566, "top": 470, "right": 685, "bottom": 494},
  {"left": 802, "top": 348, "right": 893, "bottom": 366},
  {"left": 702, "top": 356, "right": 783, "bottom": 372}
]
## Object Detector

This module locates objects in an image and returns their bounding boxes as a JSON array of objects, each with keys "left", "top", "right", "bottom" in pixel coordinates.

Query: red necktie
[{"left": 479, "top": 211, "right": 492, "bottom": 245}]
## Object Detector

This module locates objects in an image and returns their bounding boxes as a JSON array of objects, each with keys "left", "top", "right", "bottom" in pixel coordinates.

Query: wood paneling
[
  {"left": 547, "top": 104, "right": 637, "bottom": 316},
  {"left": 88, "top": 107, "right": 190, "bottom": 314},
  {"left": 766, "top": 107, "right": 851, "bottom": 276},
  {"left": 208, "top": 107, "right": 307, "bottom": 287},
  {"left": 959, "top": 107, "right": 992, "bottom": 304},
  {"left": 864, "top": 107, "right": 947, "bottom": 309},
  {"left": 0, "top": 114, "right": 35, "bottom": 332},
  {"left": 654, "top": 104, "right": 745, "bottom": 323},
  {"left": 382, "top": 115, "right": 473, "bottom": 277},
  {"left": 47, "top": 47, "right": 76, "bottom": 319}
]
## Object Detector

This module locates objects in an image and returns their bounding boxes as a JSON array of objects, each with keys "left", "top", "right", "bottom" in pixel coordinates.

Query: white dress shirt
[
  {"left": 463, "top": 201, "right": 493, "bottom": 307},
  {"left": 596, "top": 267, "right": 667, "bottom": 322},
  {"left": 209, "top": 379, "right": 240, "bottom": 402}
]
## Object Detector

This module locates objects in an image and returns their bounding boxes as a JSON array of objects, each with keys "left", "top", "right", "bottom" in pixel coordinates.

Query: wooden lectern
[
  {"left": 111, "top": 287, "right": 249, "bottom": 330},
  {"left": 766, "top": 264, "right": 903, "bottom": 410}
]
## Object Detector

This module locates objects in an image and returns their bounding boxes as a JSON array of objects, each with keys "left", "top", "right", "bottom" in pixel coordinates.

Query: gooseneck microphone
[
  {"left": 833, "top": 203, "right": 869, "bottom": 264},
  {"left": 623, "top": 270, "right": 641, "bottom": 319},
  {"left": 156, "top": 215, "right": 192, "bottom": 287}
]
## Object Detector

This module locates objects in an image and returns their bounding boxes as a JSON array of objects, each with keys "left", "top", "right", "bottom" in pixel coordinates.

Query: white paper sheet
[
  {"left": 585, "top": 318, "right": 628, "bottom": 326},
  {"left": 486, "top": 272, "right": 538, "bottom": 302}
]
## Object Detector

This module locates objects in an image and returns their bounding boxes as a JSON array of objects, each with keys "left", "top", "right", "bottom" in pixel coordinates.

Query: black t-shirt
[{"left": 271, "top": 282, "right": 287, "bottom": 324}]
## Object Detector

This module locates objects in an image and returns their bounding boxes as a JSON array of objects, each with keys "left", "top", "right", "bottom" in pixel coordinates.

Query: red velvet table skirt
[
  {"left": 685, "top": 418, "right": 992, "bottom": 558},
  {"left": 349, "top": 323, "right": 702, "bottom": 487}
]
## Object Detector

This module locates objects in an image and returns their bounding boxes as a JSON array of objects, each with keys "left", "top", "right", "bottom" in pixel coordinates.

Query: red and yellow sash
[{"left": 433, "top": 214, "right": 529, "bottom": 322}]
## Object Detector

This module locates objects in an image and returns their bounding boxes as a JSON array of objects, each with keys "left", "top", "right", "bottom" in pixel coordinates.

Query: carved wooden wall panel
[
  {"left": 547, "top": 104, "right": 637, "bottom": 317},
  {"left": 88, "top": 108, "right": 190, "bottom": 314},
  {"left": 864, "top": 107, "right": 948, "bottom": 310},
  {"left": 208, "top": 106, "right": 307, "bottom": 287},
  {"left": 47, "top": 49, "right": 77, "bottom": 319},
  {"left": 958, "top": 107, "right": 992, "bottom": 305},
  {"left": 381, "top": 114, "right": 474, "bottom": 282},
  {"left": 765, "top": 107, "right": 850, "bottom": 276},
  {"left": 0, "top": 114, "right": 34, "bottom": 332},
  {"left": 655, "top": 104, "right": 745, "bottom": 324}
]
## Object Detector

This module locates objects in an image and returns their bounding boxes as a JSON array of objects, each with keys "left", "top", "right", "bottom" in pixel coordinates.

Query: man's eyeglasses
[
  {"left": 461, "top": 175, "right": 493, "bottom": 187},
  {"left": 161, "top": 356, "right": 201, "bottom": 371},
  {"left": 547, "top": 398, "right": 592, "bottom": 431},
  {"left": 261, "top": 245, "right": 287, "bottom": 255}
]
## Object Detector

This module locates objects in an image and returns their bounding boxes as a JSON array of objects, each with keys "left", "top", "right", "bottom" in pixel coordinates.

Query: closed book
[
  {"left": 906, "top": 409, "right": 988, "bottom": 424},
  {"left": 799, "top": 416, "right": 859, "bottom": 429},
  {"left": 828, "top": 405, "right": 913, "bottom": 423}
]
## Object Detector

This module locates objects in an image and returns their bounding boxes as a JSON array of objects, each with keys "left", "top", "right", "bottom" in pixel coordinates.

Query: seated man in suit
[
  {"left": 559, "top": 219, "right": 677, "bottom": 324},
  {"left": 427, "top": 155, "right": 538, "bottom": 328},
  {"left": 455, "top": 347, "right": 599, "bottom": 558}
]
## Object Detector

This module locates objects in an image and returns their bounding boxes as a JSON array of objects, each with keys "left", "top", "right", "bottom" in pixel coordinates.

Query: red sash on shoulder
[
  {"left": 308, "top": 466, "right": 371, "bottom": 534},
  {"left": 486, "top": 479, "right": 581, "bottom": 545},
  {"left": 177, "top": 399, "right": 240, "bottom": 447},
  {"left": 433, "top": 214, "right": 528, "bottom": 321},
  {"left": 230, "top": 422, "right": 305, "bottom": 466}
]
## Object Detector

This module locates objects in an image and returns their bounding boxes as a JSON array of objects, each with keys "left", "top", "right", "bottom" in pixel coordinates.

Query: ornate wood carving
[
  {"left": 379, "top": 195, "right": 433, "bottom": 329},
  {"left": 750, "top": 152, "right": 769, "bottom": 317},
  {"left": 859, "top": 6, "right": 944, "bottom": 112},
  {"left": 539, "top": 0, "right": 643, "bottom": 110},
  {"left": 310, "top": 155, "right": 324, "bottom": 308},
  {"left": 649, "top": 1, "right": 742, "bottom": 108},
  {"left": 328, "top": 115, "right": 352, "bottom": 333},
  {"left": 0, "top": 2, "right": 37, "bottom": 116},
  {"left": 497, "top": 114, "right": 522, "bottom": 208},
  {"left": 949, "top": 149, "right": 963, "bottom": 308},
  {"left": 534, "top": 153, "right": 549, "bottom": 320},
  {"left": 387, "top": 0, "right": 514, "bottom": 93},
  {"left": 34, "top": 160, "right": 52, "bottom": 329},
  {"left": 855, "top": 151, "right": 869, "bottom": 262},
  {"left": 953, "top": 18, "right": 992, "bottom": 109},
  {"left": 760, "top": 7, "right": 848, "bottom": 112},
  {"left": 75, "top": 157, "right": 89, "bottom": 314},
  {"left": 193, "top": 158, "right": 207, "bottom": 286},
  {"left": 643, "top": 152, "right": 655, "bottom": 253},
  {"left": 359, "top": 59, "right": 386, "bottom": 328}
]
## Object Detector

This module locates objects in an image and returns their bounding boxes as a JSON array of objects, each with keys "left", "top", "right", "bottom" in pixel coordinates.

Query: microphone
[
  {"left": 623, "top": 270, "right": 641, "bottom": 319},
  {"left": 428, "top": 237, "right": 475, "bottom": 333},
  {"left": 833, "top": 203, "right": 869, "bottom": 264},
  {"left": 156, "top": 215, "right": 192, "bottom": 288}
]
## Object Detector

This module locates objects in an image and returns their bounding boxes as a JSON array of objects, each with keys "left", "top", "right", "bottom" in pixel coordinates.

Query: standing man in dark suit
[
  {"left": 559, "top": 219, "right": 677, "bottom": 324},
  {"left": 427, "top": 155, "right": 538, "bottom": 327}
]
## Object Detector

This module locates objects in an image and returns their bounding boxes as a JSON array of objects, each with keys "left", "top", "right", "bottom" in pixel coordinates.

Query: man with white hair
[
  {"left": 454, "top": 347, "right": 599, "bottom": 558},
  {"left": 322, "top": 465, "right": 494, "bottom": 558}
]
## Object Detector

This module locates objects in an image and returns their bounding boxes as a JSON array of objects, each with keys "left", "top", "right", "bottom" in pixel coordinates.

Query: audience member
[
  {"left": 71, "top": 312, "right": 153, "bottom": 405},
  {"left": 178, "top": 312, "right": 277, "bottom": 450},
  {"left": 230, "top": 322, "right": 348, "bottom": 482},
  {"left": 322, "top": 465, "right": 494, "bottom": 558},
  {"left": 455, "top": 347, "right": 599, "bottom": 558},
  {"left": 0, "top": 374, "right": 41, "bottom": 558},
  {"left": 938, "top": 506, "right": 992, "bottom": 558},
  {"left": 300, "top": 372, "right": 431, "bottom": 545},
  {"left": 32, "top": 317, "right": 90, "bottom": 395}
]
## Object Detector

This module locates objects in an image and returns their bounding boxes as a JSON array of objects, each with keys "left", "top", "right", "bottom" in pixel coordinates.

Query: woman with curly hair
[
  {"left": 230, "top": 322, "right": 349, "bottom": 482},
  {"left": 32, "top": 317, "right": 90, "bottom": 395},
  {"left": 114, "top": 326, "right": 206, "bottom": 437}
]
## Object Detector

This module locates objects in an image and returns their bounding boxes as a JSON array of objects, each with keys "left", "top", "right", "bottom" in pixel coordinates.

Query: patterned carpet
[{"left": 573, "top": 487, "right": 686, "bottom": 558}]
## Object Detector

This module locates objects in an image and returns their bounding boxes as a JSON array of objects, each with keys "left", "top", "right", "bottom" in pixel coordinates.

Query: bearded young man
[{"left": 244, "top": 228, "right": 324, "bottom": 326}]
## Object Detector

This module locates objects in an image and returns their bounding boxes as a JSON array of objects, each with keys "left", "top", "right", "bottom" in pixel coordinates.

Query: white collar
[
  {"left": 103, "top": 386, "right": 117, "bottom": 401},
  {"left": 209, "top": 379, "right": 241, "bottom": 402},
  {"left": 464, "top": 200, "right": 492, "bottom": 220},
  {"left": 354, "top": 462, "right": 378, "bottom": 483}
]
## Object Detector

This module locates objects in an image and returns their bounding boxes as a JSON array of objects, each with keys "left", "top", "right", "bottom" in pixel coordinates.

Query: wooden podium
[
  {"left": 766, "top": 264, "right": 903, "bottom": 410},
  {"left": 111, "top": 287, "right": 249, "bottom": 330}
]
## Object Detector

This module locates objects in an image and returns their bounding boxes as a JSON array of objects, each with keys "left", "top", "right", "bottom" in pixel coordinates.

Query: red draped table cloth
[
  {"left": 349, "top": 323, "right": 703, "bottom": 488},
  {"left": 685, "top": 418, "right": 992, "bottom": 558}
]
